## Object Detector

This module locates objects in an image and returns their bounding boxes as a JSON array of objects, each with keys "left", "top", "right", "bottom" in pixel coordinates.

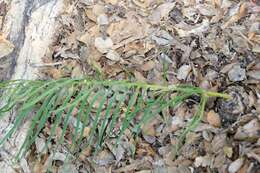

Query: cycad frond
[{"left": 0, "top": 78, "right": 230, "bottom": 160}]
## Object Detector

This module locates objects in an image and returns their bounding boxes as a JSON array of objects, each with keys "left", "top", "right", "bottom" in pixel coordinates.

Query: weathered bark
[
  {"left": 0, "top": 0, "right": 65, "bottom": 171},
  {"left": 2, "top": 0, "right": 65, "bottom": 80}
]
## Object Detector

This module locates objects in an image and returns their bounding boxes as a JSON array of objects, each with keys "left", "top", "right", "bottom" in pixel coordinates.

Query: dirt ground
[{"left": 0, "top": 0, "right": 259, "bottom": 173}]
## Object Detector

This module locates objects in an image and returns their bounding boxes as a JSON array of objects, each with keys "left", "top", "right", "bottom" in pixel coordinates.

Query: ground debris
[{"left": 1, "top": 0, "right": 259, "bottom": 172}]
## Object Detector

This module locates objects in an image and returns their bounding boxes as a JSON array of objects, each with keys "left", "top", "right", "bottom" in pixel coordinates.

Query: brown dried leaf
[
  {"left": 222, "top": 3, "right": 247, "bottom": 29},
  {"left": 107, "top": 12, "right": 150, "bottom": 45},
  {"left": 104, "top": 0, "right": 118, "bottom": 5},
  {"left": 0, "top": 35, "right": 14, "bottom": 58},
  {"left": 71, "top": 65, "right": 83, "bottom": 78},
  {"left": 175, "top": 19, "right": 210, "bottom": 37},
  {"left": 148, "top": 2, "right": 175, "bottom": 25},
  {"left": 132, "top": 0, "right": 153, "bottom": 9},
  {"left": 141, "top": 61, "right": 155, "bottom": 71},
  {"left": 85, "top": 8, "right": 97, "bottom": 22},
  {"left": 207, "top": 110, "right": 221, "bottom": 127},
  {"left": 134, "top": 70, "right": 147, "bottom": 82}
]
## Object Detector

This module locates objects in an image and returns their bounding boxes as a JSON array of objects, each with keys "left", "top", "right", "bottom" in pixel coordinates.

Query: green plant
[{"left": 0, "top": 78, "right": 229, "bottom": 161}]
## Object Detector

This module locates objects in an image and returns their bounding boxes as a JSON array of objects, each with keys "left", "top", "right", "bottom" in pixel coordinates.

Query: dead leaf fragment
[
  {"left": 107, "top": 12, "right": 150, "bottom": 45},
  {"left": 142, "top": 61, "right": 155, "bottom": 71},
  {"left": 196, "top": 4, "right": 217, "bottom": 16},
  {"left": 95, "top": 37, "right": 113, "bottom": 53},
  {"left": 177, "top": 64, "right": 191, "bottom": 80},
  {"left": 252, "top": 45, "right": 260, "bottom": 53},
  {"left": 133, "top": 0, "right": 153, "bottom": 9},
  {"left": 222, "top": 3, "right": 247, "bottom": 29},
  {"left": 85, "top": 9, "right": 96, "bottom": 22},
  {"left": 0, "top": 36, "right": 14, "bottom": 58},
  {"left": 223, "top": 146, "right": 233, "bottom": 158},
  {"left": 94, "top": 150, "right": 115, "bottom": 166},
  {"left": 149, "top": 2, "right": 175, "bottom": 25},
  {"left": 207, "top": 110, "right": 221, "bottom": 127},
  {"left": 228, "top": 158, "right": 244, "bottom": 173},
  {"left": 194, "top": 155, "right": 212, "bottom": 167},
  {"left": 104, "top": 0, "right": 118, "bottom": 5},
  {"left": 83, "top": 127, "right": 91, "bottom": 138},
  {"left": 228, "top": 65, "right": 246, "bottom": 82},
  {"left": 234, "top": 119, "right": 260, "bottom": 141},
  {"left": 247, "top": 70, "right": 260, "bottom": 80},
  {"left": 106, "top": 50, "right": 120, "bottom": 61},
  {"left": 134, "top": 70, "right": 147, "bottom": 82},
  {"left": 97, "top": 14, "right": 109, "bottom": 25},
  {"left": 171, "top": 116, "right": 185, "bottom": 132},
  {"left": 46, "top": 68, "right": 62, "bottom": 79},
  {"left": 71, "top": 65, "right": 83, "bottom": 78},
  {"left": 175, "top": 19, "right": 210, "bottom": 37},
  {"left": 92, "top": 4, "right": 105, "bottom": 16}
]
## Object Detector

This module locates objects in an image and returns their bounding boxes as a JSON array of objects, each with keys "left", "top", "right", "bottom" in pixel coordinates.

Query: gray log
[{"left": 0, "top": 0, "right": 65, "bottom": 172}]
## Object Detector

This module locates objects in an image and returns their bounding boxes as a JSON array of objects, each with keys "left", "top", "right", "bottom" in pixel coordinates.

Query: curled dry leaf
[
  {"left": 85, "top": 9, "right": 96, "bottom": 22},
  {"left": 207, "top": 110, "right": 221, "bottom": 127},
  {"left": 175, "top": 19, "right": 210, "bottom": 37},
  {"left": 132, "top": 0, "right": 153, "bottom": 9}
]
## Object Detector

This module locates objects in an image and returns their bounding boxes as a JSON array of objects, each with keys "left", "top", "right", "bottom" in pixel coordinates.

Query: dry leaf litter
[{"left": 0, "top": 0, "right": 259, "bottom": 172}]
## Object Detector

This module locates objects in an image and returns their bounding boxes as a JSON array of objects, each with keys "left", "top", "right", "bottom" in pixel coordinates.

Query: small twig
[
  {"left": 237, "top": 30, "right": 254, "bottom": 46},
  {"left": 30, "top": 62, "right": 64, "bottom": 67}
]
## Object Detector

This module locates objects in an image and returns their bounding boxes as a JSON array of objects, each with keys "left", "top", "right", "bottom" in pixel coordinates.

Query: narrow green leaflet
[{"left": 0, "top": 78, "right": 230, "bottom": 160}]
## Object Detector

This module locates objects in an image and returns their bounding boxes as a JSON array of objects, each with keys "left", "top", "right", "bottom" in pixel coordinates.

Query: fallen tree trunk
[
  {"left": 0, "top": 0, "right": 65, "bottom": 171},
  {"left": 1, "top": 0, "right": 65, "bottom": 80}
]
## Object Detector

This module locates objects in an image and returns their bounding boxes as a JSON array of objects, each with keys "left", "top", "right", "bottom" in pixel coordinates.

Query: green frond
[
  {"left": 173, "top": 94, "right": 208, "bottom": 158},
  {"left": 0, "top": 78, "right": 230, "bottom": 161}
]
